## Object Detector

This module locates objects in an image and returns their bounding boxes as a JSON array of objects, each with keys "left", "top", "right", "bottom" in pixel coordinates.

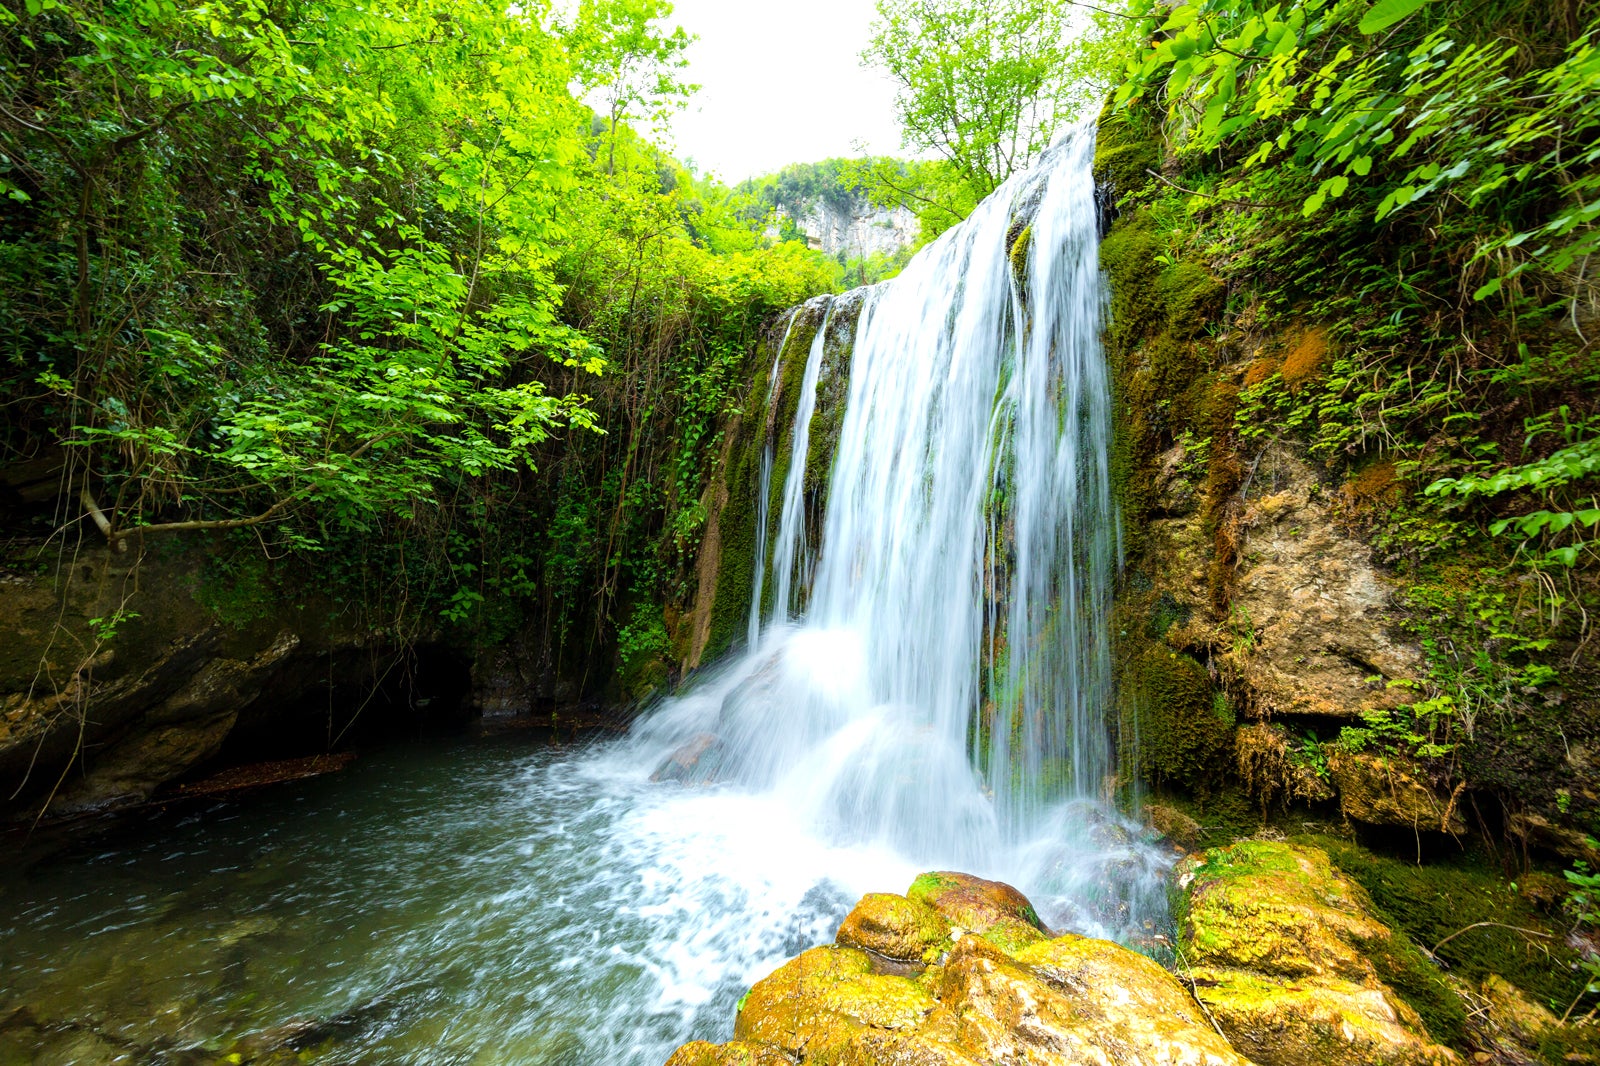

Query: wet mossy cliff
[
  {"left": 1095, "top": 97, "right": 1600, "bottom": 1053},
  {"left": 1095, "top": 105, "right": 1600, "bottom": 865},
  {"left": 681, "top": 290, "right": 865, "bottom": 668}
]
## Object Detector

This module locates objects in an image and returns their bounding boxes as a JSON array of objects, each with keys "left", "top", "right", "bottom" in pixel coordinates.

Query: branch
[
  {"left": 81, "top": 485, "right": 300, "bottom": 543},
  {"left": 1429, "top": 922, "right": 1555, "bottom": 957},
  {"left": 106, "top": 101, "right": 195, "bottom": 157},
  {"left": 1062, "top": 0, "right": 1155, "bottom": 21},
  {"left": 118, "top": 495, "right": 299, "bottom": 538},
  {"left": 79, "top": 486, "right": 126, "bottom": 552},
  {"left": 1143, "top": 168, "right": 1288, "bottom": 209},
  {"left": 863, "top": 167, "right": 966, "bottom": 222}
]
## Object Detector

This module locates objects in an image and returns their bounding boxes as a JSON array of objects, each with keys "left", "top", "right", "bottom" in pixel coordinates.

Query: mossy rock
[
  {"left": 1121, "top": 645, "right": 1236, "bottom": 794},
  {"left": 665, "top": 1041, "right": 792, "bottom": 1066},
  {"left": 835, "top": 892, "right": 952, "bottom": 964},
  {"left": 1159, "top": 260, "right": 1226, "bottom": 340},
  {"left": 1182, "top": 840, "right": 1389, "bottom": 981},
  {"left": 1092, "top": 109, "right": 1162, "bottom": 200},
  {"left": 1189, "top": 966, "right": 1457, "bottom": 1066},
  {"left": 681, "top": 878, "right": 1253, "bottom": 1066},
  {"left": 906, "top": 871, "right": 1045, "bottom": 935},
  {"left": 1311, "top": 835, "right": 1590, "bottom": 1025},
  {"left": 1179, "top": 840, "right": 1466, "bottom": 1061}
]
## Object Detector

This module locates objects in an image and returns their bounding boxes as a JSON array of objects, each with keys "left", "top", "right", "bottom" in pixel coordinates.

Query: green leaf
[
  {"left": 1359, "top": 0, "right": 1434, "bottom": 35},
  {"left": 1473, "top": 277, "right": 1503, "bottom": 301}
]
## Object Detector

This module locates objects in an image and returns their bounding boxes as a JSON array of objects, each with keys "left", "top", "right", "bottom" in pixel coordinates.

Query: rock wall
[
  {"left": 0, "top": 542, "right": 468, "bottom": 821},
  {"left": 774, "top": 200, "right": 920, "bottom": 259},
  {"left": 1091, "top": 113, "right": 1526, "bottom": 849}
]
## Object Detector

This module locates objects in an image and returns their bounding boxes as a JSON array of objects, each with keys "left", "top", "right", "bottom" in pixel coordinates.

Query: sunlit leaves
[{"left": 1357, "top": 0, "right": 1433, "bottom": 35}]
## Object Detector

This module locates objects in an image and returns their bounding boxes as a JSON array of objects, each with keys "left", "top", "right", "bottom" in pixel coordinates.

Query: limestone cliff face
[{"left": 774, "top": 200, "right": 919, "bottom": 258}]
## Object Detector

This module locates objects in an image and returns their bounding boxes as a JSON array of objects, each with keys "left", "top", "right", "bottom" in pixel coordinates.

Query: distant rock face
[
  {"left": 668, "top": 871, "right": 1250, "bottom": 1066},
  {"left": 774, "top": 201, "right": 920, "bottom": 258}
]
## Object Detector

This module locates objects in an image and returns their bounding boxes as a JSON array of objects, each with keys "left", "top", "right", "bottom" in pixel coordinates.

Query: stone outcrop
[
  {"left": 670, "top": 872, "right": 1251, "bottom": 1066},
  {"left": 1325, "top": 750, "right": 1465, "bottom": 834},
  {"left": 1177, "top": 840, "right": 1458, "bottom": 1066},
  {"left": 0, "top": 544, "right": 428, "bottom": 820},
  {"left": 1227, "top": 447, "right": 1422, "bottom": 722}
]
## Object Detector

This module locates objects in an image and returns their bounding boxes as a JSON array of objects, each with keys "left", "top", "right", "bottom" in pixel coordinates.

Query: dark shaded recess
[{"left": 202, "top": 643, "right": 475, "bottom": 770}]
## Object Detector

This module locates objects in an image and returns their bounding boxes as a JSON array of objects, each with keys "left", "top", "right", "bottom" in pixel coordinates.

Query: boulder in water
[
  {"left": 907, "top": 871, "right": 1044, "bottom": 934},
  {"left": 835, "top": 892, "right": 951, "bottom": 964},
  {"left": 650, "top": 733, "right": 725, "bottom": 784},
  {"left": 664, "top": 1040, "right": 792, "bottom": 1066},
  {"left": 672, "top": 873, "right": 1251, "bottom": 1066}
]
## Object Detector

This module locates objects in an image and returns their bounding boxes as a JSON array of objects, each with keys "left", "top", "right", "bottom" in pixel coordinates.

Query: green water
[{"left": 0, "top": 733, "right": 858, "bottom": 1066}]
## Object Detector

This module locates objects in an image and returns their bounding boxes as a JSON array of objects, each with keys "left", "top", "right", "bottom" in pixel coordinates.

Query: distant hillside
[{"left": 738, "top": 160, "right": 920, "bottom": 260}]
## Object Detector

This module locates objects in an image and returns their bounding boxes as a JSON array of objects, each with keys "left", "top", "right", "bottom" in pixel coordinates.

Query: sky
[{"left": 659, "top": 0, "right": 908, "bottom": 183}]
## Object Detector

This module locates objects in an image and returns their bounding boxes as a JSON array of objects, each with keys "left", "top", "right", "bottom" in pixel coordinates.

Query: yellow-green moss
[
  {"left": 1121, "top": 645, "right": 1235, "bottom": 794},
  {"left": 1009, "top": 224, "right": 1032, "bottom": 285},
  {"left": 1092, "top": 108, "right": 1162, "bottom": 200},
  {"left": 835, "top": 892, "right": 952, "bottom": 964},
  {"left": 1311, "top": 835, "right": 1591, "bottom": 1027}
]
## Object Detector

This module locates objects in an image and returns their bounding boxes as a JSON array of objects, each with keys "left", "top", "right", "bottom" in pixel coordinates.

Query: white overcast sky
[{"left": 660, "top": 0, "right": 907, "bottom": 183}]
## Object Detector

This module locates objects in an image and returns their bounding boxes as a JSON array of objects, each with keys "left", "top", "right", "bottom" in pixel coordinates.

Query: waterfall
[{"left": 639, "top": 120, "right": 1165, "bottom": 945}]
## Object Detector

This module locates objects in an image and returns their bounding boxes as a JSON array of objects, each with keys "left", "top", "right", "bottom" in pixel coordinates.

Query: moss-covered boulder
[
  {"left": 1326, "top": 751, "right": 1465, "bottom": 834},
  {"left": 834, "top": 892, "right": 951, "bottom": 964},
  {"left": 1178, "top": 840, "right": 1459, "bottom": 1066},
  {"left": 905, "top": 871, "right": 1041, "bottom": 932},
  {"left": 678, "top": 872, "right": 1253, "bottom": 1066},
  {"left": 664, "top": 1041, "right": 791, "bottom": 1066},
  {"left": 1145, "top": 802, "right": 1204, "bottom": 849},
  {"left": 1186, "top": 968, "right": 1454, "bottom": 1066}
]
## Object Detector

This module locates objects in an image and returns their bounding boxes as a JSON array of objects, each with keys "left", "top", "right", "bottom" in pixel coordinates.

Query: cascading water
[
  {"left": 0, "top": 122, "right": 1170, "bottom": 1066},
  {"left": 677, "top": 122, "right": 1139, "bottom": 874}
]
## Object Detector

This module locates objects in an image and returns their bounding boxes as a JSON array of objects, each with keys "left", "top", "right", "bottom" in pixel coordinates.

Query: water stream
[{"left": 0, "top": 123, "right": 1171, "bottom": 1066}]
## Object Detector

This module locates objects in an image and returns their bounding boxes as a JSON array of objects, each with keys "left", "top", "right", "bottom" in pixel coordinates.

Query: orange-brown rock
[{"left": 672, "top": 872, "right": 1253, "bottom": 1066}]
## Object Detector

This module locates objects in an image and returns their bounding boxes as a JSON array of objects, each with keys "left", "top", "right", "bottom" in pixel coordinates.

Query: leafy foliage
[
  {"left": 0, "top": 0, "right": 835, "bottom": 694},
  {"left": 862, "top": 0, "right": 1140, "bottom": 232},
  {"left": 1099, "top": 0, "right": 1600, "bottom": 835}
]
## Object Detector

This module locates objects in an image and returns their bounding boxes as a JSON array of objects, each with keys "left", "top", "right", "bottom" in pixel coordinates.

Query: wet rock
[
  {"left": 944, "top": 933, "right": 1249, "bottom": 1066},
  {"left": 1326, "top": 750, "right": 1465, "bottom": 834},
  {"left": 1145, "top": 802, "right": 1203, "bottom": 848},
  {"left": 1178, "top": 840, "right": 1459, "bottom": 1066},
  {"left": 1189, "top": 968, "right": 1455, "bottom": 1066},
  {"left": 906, "top": 871, "right": 1044, "bottom": 935},
  {"left": 1509, "top": 810, "right": 1600, "bottom": 865},
  {"left": 650, "top": 733, "right": 725, "bottom": 784},
  {"left": 677, "top": 873, "right": 1252, "bottom": 1066},
  {"left": 835, "top": 892, "right": 951, "bottom": 964},
  {"left": 1227, "top": 446, "right": 1423, "bottom": 721},
  {"left": 665, "top": 1040, "right": 794, "bottom": 1066},
  {"left": 1480, "top": 973, "right": 1559, "bottom": 1048},
  {"left": 0, "top": 549, "right": 382, "bottom": 821}
]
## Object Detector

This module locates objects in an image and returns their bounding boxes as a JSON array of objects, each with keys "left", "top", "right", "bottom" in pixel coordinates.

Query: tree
[
  {"left": 860, "top": 0, "right": 1138, "bottom": 237},
  {"left": 863, "top": 0, "right": 1073, "bottom": 200},
  {"left": 563, "top": 0, "right": 696, "bottom": 175}
]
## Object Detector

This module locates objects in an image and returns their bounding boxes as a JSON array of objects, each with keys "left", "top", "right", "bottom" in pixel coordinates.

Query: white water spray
[{"left": 635, "top": 122, "right": 1169, "bottom": 937}]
